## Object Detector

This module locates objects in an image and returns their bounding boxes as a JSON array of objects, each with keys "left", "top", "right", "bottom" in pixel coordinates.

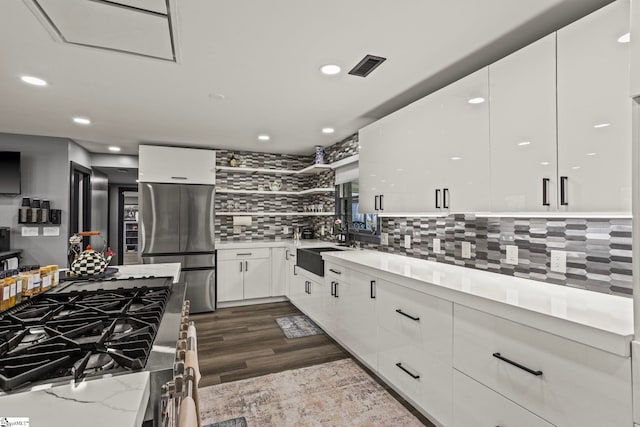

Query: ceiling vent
[{"left": 348, "top": 55, "right": 387, "bottom": 77}]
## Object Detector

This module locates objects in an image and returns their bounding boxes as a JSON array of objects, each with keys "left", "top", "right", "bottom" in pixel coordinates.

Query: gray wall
[
  {"left": 0, "top": 133, "right": 72, "bottom": 266},
  {"left": 90, "top": 169, "right": 109, "bottom": 249}
]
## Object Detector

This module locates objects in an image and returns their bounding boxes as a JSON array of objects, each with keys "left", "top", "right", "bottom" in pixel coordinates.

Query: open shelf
[
  {"left": 216, "top": 187, "right": 334, "bottom": 195},
  {"left": 216, "top": 163, "right": 332, "bottom": 175},
  {"left": 216, "top": 212, "right": 334, "bottom": 216}
]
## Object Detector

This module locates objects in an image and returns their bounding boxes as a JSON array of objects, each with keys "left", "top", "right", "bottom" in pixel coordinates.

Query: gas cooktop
[{"left": 0, "top": 278, "right": 172, "bottom": 392}]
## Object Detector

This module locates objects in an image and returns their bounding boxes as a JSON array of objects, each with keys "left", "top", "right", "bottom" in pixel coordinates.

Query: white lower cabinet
[
  {"left": 341, "top": 271, "right": 378, "bottom": 369},
  {"left": 217, "top": 248, "right": 271, "bottom": 302},
  {"left": 452, "top": 370, "right": 553, "bottom": 427},
  {"left": 270, "top": 248, "right": 287, "bottom": 296},
  {"left": 453, "top": 304, "right": 632, "bottom": 427}
]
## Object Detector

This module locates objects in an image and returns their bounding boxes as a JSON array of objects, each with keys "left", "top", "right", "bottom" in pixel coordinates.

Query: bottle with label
[
  {"left": 19, "top": 198, "right": 30, "bottom": 223},
  {"left": 40, "top": 266, "right": 50, "bottom": 291},
  {"left": 19, "top": 266, "right": 32, "bottom": 298},
  {"left": 6, "top": 272, "right": 16, "bottom": 308},
  {"left": 11, "top": 270, "right": 22, "bottom": 304},
  {"left": 30, "top": 265, "right": 41, "bottom": 295},
  {"left": 47, "top": 265, "right": 59, "bottom": 287},
  {"left": 0, "top": 272, "right": 8, "bottom": 311}
]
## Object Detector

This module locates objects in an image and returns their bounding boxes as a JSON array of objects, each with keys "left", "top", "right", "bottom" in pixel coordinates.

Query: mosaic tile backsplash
[{"left": 361, "top": 215, "right": 632, "bottom": 297}]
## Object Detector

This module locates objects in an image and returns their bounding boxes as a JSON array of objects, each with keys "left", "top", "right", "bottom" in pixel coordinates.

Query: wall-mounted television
[{"left": 0, "top": 152, "right": 21, "bottom": 195}]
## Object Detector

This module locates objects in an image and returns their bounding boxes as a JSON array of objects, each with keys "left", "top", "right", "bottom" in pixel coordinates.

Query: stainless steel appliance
[{"left": 139, "top": 183, "right": 216, "bottom": 313}]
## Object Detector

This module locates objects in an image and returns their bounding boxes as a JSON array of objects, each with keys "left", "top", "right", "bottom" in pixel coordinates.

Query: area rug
[
  {"left": 198, "top": 359, "right": 425, "bottom": 426},
  {"left": 274, "top": 315, "right": 324, "bottom": 338}
]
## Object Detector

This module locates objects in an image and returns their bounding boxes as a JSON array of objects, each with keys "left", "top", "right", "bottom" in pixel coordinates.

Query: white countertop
[
  {"left": 1, "top": 372, "right": 150, "bottom": 427},
  {"left": 322, "top": 249, "right": 634, "bottom": 357},
  {"left": 215, "top": 239, "right": 341, "bottom": 250},
  {"left": 113, "top": 262, "right": 181, "bottom": 283}
]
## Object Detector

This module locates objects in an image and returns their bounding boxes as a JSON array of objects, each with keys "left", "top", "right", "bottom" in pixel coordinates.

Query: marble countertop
[
  {"left": 322, "top": 249, "right": 634, "bottom": 357},
  {"left": 1, "top": 372, "right": 150, "bottom": 427}
]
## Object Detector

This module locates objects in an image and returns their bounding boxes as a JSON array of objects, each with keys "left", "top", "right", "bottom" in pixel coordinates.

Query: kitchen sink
[{"left": 296, "top": 247, "right": 344, "bottom": 276}]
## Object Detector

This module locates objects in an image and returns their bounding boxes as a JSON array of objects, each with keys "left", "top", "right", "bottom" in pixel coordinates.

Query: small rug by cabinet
[
  {"left": 274, "top": 315, "right": 323, "bottom": 338},
  {"left": 198, "top": 359, "right": 424, "bottom": 426}
]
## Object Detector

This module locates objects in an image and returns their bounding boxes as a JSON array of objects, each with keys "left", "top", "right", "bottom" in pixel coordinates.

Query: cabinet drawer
[
  {"left": 453, "top": 369, "right": 553, "bottom": 427},
  {"left": 377, "top": 280, "right": 452, "bottom": 363},
  {"left": 325, "top": 262, "right": 350, "bottom": 282},
  {"left": 217, "top": 248, "right": 270, "bottom": 261},
  {"left": 453, "top": 304, "right": 632, "bottom": 427},
  {"left": 378, "top": 326, "right": 452, "bottom": 426}
]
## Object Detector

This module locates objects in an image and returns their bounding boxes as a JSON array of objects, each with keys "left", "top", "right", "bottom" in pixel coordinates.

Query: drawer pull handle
[
  {"left": 492, "top": 352, "right": 543, "bottom": 377},
  {"left": 329, "top": 269, "right": 341, "bottom": 275},
  {"left": 171, "top": 176, "right": 188, "bottom": 180},
  {"left": 237, "top": 253, "right": 252, "bottom": 256},
  {"left": 395, "top": 309, "right": 420, "bottom": 321},
  {"left": 395, "top": 362, "right": 420, "bottom": 380}
]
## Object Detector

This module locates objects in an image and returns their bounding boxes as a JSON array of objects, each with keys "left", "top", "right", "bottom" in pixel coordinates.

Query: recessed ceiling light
[
  {"left": 320, "top": 64, "right": 341, "bottom": 75},
  {"left": 321, "top": 127, "right": 335, "bottom": 134},
  {"left": 518, "top": 141, "right": 531, "bottom": 146},
  {"left": 73, "top": 117, "right": 91, "bottom": 125},
  {"left": 540, "top": 161, "right": 549, "bottom": 166},
  {"left": 451, "top": 156, "right": 462, "bottom": 160},
  {"left": 587, "top": 152, "right": 597, "bottom": 156},
  {"left": 135, "top": 179, "right": 140, "bottom": 183},
  {"left": 109, "top": 146, "right": 121, "bottom": 152},
  {"left": 20, "top": 75, "right": 47, "bottom": 86},
  {"left": 594, "top": 123, "right": 610, "bottom": 128},
  {"left": 468, "top": 97, "right": 485, "bottom": 104},
  {"left": 618, "top": 32, "right": 630, "bottom": 43},
  {"left": 258, "top": 134, "right": 270, "bottom": 141}
]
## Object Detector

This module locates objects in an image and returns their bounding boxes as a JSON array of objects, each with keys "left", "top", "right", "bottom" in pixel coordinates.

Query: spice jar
[
  {"left": 0, "top": 272, "right": 8, "bottom": 311},
  {"left": 47, "top": 265, "right": 59, "bottom": 287},
  {"left": 19, "top": 266, "right": 32, "bottom": 298},
  {"left": 30, "top": 265, "right": 41, "bottom": 295},
  {"left": 40, "top": 266, "right": 50, "bottom": 292},
  {"left": 11, "top": 270, "right": 22, "bottom": 304},
  {"left": 5, "top": 272, "right": 16, "bottom": 308}
]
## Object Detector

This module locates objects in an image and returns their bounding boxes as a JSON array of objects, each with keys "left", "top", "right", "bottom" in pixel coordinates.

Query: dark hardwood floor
[{"left": 190, "top": 301, "right": 434, "bottom": 426}]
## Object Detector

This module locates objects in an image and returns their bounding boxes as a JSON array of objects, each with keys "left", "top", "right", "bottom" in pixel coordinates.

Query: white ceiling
[{"left": 0, "top": 0, "right": 613, "bottom": 156}]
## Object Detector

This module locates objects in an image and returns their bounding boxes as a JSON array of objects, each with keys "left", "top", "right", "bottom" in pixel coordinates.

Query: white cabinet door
[
  {"left": 490, "top": 34, "right": 558, "bottom": 212},
  {"left": 557, "top": 0, "right": 632, "bottom": 213},
  {"left": 270, "top": 248, "right": 286, "bottom": 296},
  {"left": 217, "top": 259, "right": 244, "bottom": 302},
  {"left": 343, "top": 272, "right": 378, "bottom": 369},
  {"left": 358, "top": 117, "right": 394, "bottom": 213},
  {"left": 138, "top": 145, "right": 216, "bottom": 184},
  {"left": 243, "top": 256, "right": 271, "bottom": 300},
  {"left": 433, "top": 67, "right": 491, "bottom": 213}
]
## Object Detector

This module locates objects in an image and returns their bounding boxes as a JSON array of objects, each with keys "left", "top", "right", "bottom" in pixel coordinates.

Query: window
[{"left": 336, "top": 181, "right": 379, "bottom": 236}]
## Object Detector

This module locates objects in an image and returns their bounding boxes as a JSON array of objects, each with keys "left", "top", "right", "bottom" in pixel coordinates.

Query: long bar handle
[
  {"left": 395, "top": 362, "right": 420, "bottom": 379},
  {"left": 237, "top": 252, "right": 252, "bottom": 256},
  {"left": 171, "top": 176, "right": 188, "bottom": 180},
  {"left": 240, "top": 261, "right": 243, "bottom": 272},
  {"left": 331, "top": 281, "right": 335, "bottom": 296},
  {"left": 443, "top": 188, "right": 449, "bottom": 209},
  {"left": 334, "top": 282, "right": 339, "bottom": 298},
  {"left": 542, "top": 178, "right": 550, "bottom": 206},
  {"left": 329, "top": 268, "right": 341, "bottom": 275},
  {"left": 395, "top": 309, "right": 420, "bottom": 321},
  {"left": 560, "top": 176, "right": 568, "bottom": 206},
  {"left": 379, "top": 194, "right": 384, "bottom": 211},
  {"left": 245, "top": 260, "right": 248, "bottom": 271},
  {"left": 435, "top": 189, "right": 441, "bottom": 209},
  {"left": 492, "top": 352, "right": 543, "bottom": 376},
  {"left": 370, "top": 280, "right": 376, "bottom": 299},
  {"left": 374, "top": 195, "right": 379, "bottom": 211}
]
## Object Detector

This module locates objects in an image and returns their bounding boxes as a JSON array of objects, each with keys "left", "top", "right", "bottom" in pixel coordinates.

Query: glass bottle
[{"left": 0, "top": 272, "right": 8, "bottom": 311}]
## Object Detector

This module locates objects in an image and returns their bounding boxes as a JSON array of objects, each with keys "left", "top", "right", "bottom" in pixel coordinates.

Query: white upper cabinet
[
  {"left": 489, "top": 34, "right": 558, "bottom": 212},
  {"left": 358, "top": 68, "right": 490, "bottom": 214},
  {"left": 138, "top": 145, "right": 216, "bottom": 184},
  {"left": 557, "top": 0, "right": 631, "bottom": 213},
  {"left": 630, "top": 0, "right": 640, "bottom": 97}
]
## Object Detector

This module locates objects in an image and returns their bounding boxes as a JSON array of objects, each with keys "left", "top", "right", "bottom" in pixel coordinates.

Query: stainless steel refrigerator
[{"left": 139, "top": 182, "right": 216, "bottom": 313}]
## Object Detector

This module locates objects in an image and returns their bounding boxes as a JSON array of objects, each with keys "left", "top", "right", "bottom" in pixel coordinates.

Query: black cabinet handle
[
  {"left": 334, "top": 282, "right": 339, "bottom": 298},
  {"left": 435, "top": 189, "right": 441, "bottom": 208},
  {"left": 542, "top": 178, "right": 550, "bottom": 206},
  {"left": 395, "top": 309, "right": 420, "bottom": 321},
  {"left": 395, "top": 362, "right": 420, "bottom": 379},
  {"left": 329, "top": 268, "right": 341, "bottom": 275},
  {"left": 374, "top": 195, "right": 379, "bottom": 211},
  {"left": 171, "top": 176, "right": 188, "bottom": 180},
  {"left": 379, "top": 194, "right": 384, "bottom": 211},
  {"left": 237, "top": 252, "right": 252, "bottom": 256},
  {"left": 240, "top": 261, "right": 243, "bottom": 272},
  {"left": 560, "top": 176, "right": 568, "bottom": 206},
  {"left": 443, "top": 188, "right": 449, "bottom": 209},
  {"left": 330, "top": 281, "right": 335, "bottom": 296},
  {"left": 492, "top": 352, "right": 543, "bottom": 376},
  {"left": 245, "top": 260, "right": 248, "bottom": 271},
  {"left": 370, "top": 280, "right": 376, "bottom": 299}
]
